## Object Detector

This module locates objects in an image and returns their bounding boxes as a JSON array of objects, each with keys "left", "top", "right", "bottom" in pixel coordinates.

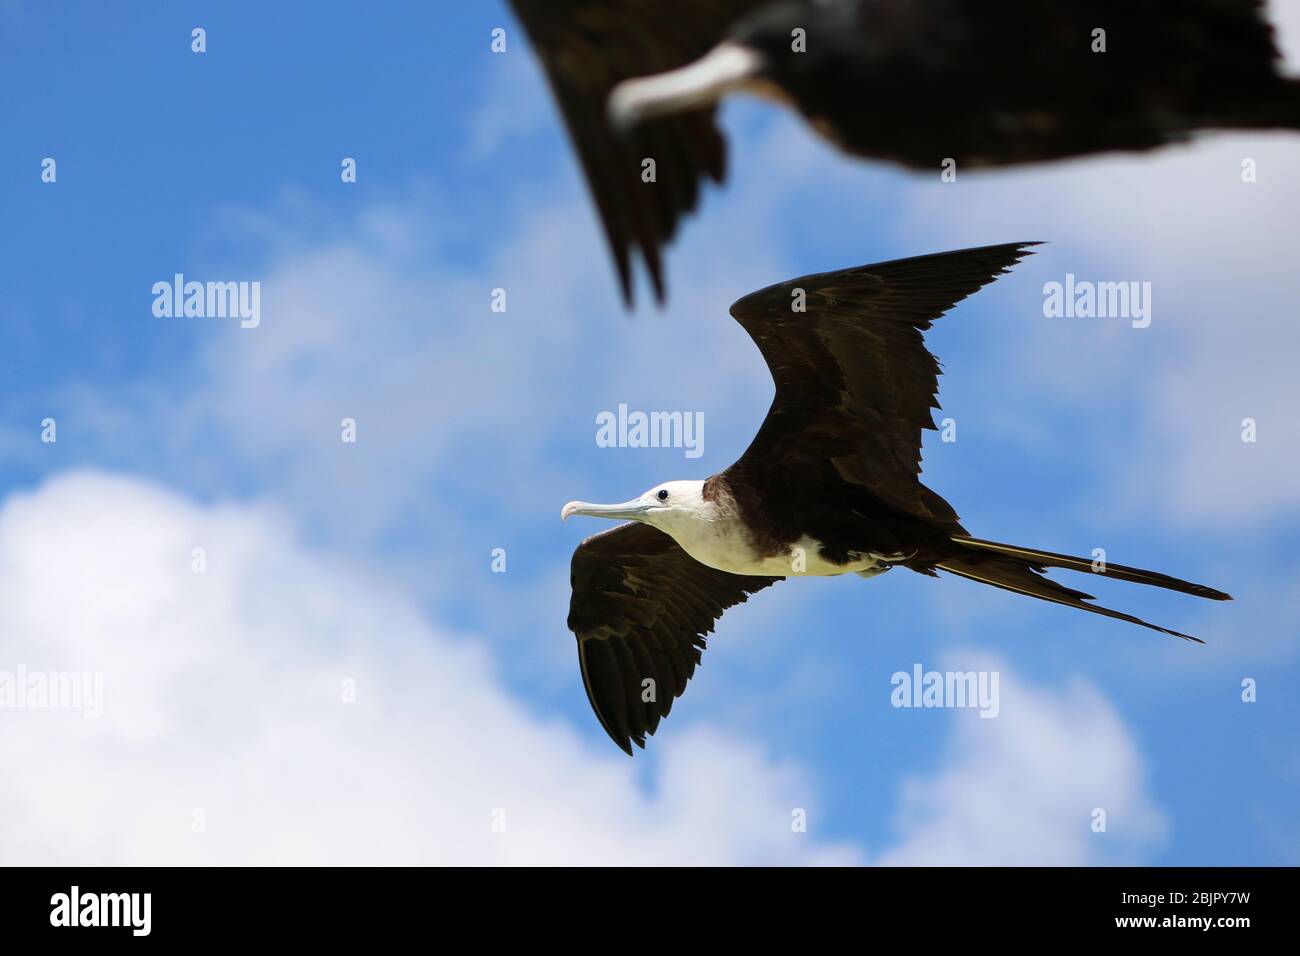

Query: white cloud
[
  {"left": 0, "top": 470, "right": 860, "bottom": 865},
  {"left": 0, "top": 473, "right": 1167, "bottom": 865},
  {"left": 892, "top": 132, "right": 1300, "bottom": 529},
  {"left": 876, "top": 656, "right": 1166, "bottom": 866},
  {"left": 1270, "top": 0, "right": 1300, "bottom": 69}
]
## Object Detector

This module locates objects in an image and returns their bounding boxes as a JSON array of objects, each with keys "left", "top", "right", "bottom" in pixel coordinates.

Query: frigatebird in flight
[
  {"left": 510, "top": 0, "right": 1300, "bottom": 305},
  {"left": 560, "top": 243, "right": 1231, "bottom": 755}
]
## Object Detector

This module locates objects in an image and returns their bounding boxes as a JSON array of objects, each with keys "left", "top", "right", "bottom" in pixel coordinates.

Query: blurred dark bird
[
  {"left": 509, "top": 0, "right": 1300, "bottom": 305},
  {"left": 559, "top": 243, "right": 1231, "bottom": 754}
]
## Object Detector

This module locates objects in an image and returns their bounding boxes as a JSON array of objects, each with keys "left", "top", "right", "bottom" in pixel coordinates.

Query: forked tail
[{"left": 937, "top": 536, "right": 1231, "bottom": 643}]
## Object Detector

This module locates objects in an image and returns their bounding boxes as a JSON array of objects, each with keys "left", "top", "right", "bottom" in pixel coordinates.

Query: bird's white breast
[{"left": 669, "top": 518, "right": 891, "bottom": 579}]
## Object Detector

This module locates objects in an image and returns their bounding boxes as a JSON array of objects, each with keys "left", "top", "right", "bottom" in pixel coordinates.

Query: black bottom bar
[{"left": 0, "top": 866, "right": 1284, "bottom": 941}]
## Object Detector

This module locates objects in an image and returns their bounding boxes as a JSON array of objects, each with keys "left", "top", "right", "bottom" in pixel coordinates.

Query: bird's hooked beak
[
  {"left": 561, "top": 498, "right": 652, "bottom": 523},
  {"left": 608, "top": 43, "right": 766, "bottom": 132}
]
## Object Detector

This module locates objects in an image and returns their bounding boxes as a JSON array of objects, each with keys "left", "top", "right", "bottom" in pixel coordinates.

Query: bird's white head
[{"left": 562, "top": 480, "right": 713, "bottom": 536}]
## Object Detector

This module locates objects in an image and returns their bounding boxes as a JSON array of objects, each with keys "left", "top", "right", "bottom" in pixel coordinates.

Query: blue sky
[{"left": 1, "top": 1, "right": 1297, "bottom": 864}]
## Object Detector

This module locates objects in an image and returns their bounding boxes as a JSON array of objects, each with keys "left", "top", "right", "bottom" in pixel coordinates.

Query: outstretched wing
[
  {"left": 568, "top": 521, "right": 780, "bottom": 754},
  {"left": 726, "top": 242, "right": 1039, "bottom": 529},
  {"left": 508, "top": 0, "right": 762, "bottom": 305}
]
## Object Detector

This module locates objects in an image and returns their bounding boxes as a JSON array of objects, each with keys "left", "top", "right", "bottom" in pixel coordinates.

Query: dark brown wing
[
  {"left": 568, "top": 522, "right": 780, "bottom": 754},
  {"left": 508, "top": 0, "right": 763, "bottom": 305},
  {"left": 726, "top": 242, "right": 1039, "bottom": 528}
]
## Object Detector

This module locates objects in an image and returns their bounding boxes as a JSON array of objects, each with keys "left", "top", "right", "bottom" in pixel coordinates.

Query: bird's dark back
[
  {"left": 734, "top": 0, "right": 1289, "bottom": 166},
  {"left": 720, "top": 457, "right": 963, "bottom": 569}
]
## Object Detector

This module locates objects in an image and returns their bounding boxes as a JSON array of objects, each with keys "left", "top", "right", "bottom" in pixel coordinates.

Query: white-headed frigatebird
[{"left": 560, "top": 242, "right": 1231, "bottom": 754}]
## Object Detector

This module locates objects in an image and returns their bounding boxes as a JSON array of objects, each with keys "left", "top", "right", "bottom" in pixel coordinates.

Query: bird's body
[
  {"left": 510, "top": 0, "right": 1300, "bottom": 303},
  {"left": 561, "top": 243, "right": 1232, "bottom": 755},
  {"left": 625, "top": 479, "right": 902, "bottom": 577},
  {"left": 724, "top": 0, "right": 1298, "bottom": 168}
]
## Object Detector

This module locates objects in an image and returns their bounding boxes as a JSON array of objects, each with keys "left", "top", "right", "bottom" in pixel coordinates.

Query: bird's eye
[{"left": 656, "top": 490, "right": 669, "bottom": 501}]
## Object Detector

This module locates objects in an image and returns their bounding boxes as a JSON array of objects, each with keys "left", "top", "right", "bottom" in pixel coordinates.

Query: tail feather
[
  {"left": 937, "top": 555, "right": 1206, "bottom": 644},
  {"left": 952, "top": 536, "right": 1231, "bottom": 601}
]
